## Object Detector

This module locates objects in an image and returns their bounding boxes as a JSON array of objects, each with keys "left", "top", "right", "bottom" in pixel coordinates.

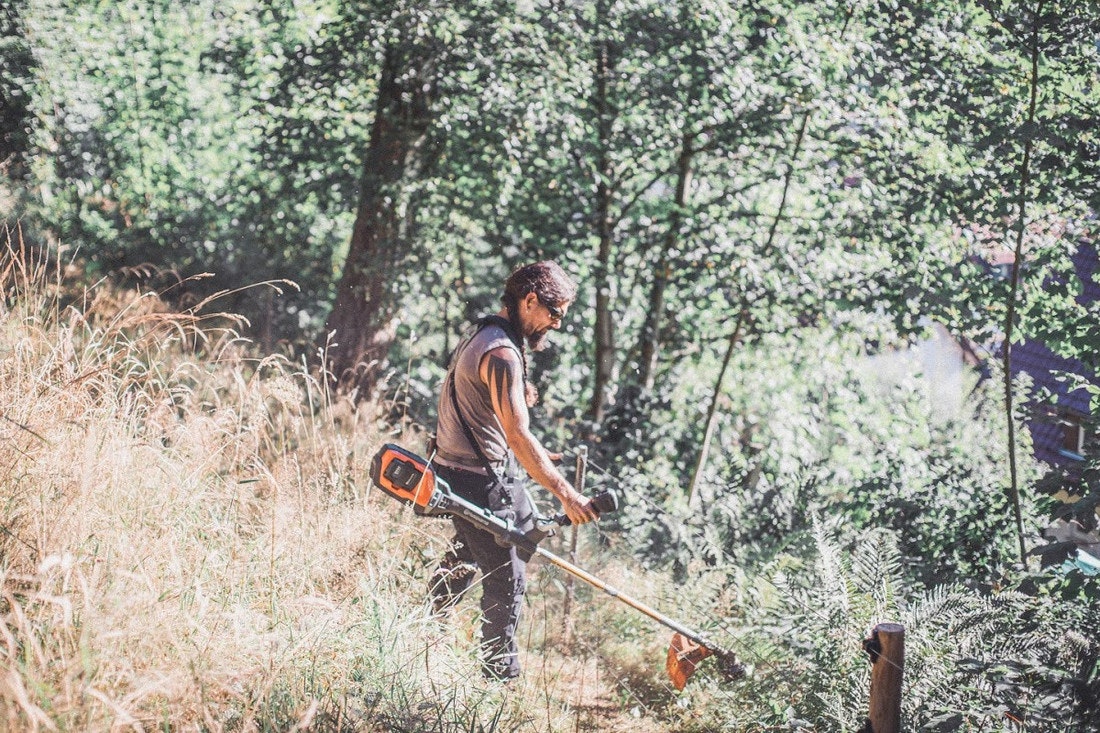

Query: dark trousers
[{"left": 429, "top": 465, "right": 536, "bottom": 680}]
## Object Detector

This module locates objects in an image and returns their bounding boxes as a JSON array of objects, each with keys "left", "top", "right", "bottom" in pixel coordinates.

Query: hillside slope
[
  {"left": 0, "top": 244, "right": 720, "bottom": 732},
  {"left": 6, "top": 241, "right": 1098, "bottom": 732}
]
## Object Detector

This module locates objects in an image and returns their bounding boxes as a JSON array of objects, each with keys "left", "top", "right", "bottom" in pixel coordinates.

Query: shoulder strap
[
  {"left": 448, "top": 372, "right": 503, "bottom": 483},
  {"left": 476, "top": 314, "right": 523, "bottom": 353},
  {"left": 445, "top": 315, "right": 524, "bottom": 483}
]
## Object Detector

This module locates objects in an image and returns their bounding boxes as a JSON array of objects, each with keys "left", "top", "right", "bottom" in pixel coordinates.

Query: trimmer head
[
  {"left": 666, "top": 633, "right": 747, "bottom": 689},
  {"left": 667, "top": 633, "right": 713, "bottom": 690},
  {"left": 715, "top": 649, "right": 747, "bottom": 682}
]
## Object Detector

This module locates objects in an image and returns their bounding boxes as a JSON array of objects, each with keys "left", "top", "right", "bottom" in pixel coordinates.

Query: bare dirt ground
[{"left": 517, "top": 648, "right": 676, "bottom": 733}]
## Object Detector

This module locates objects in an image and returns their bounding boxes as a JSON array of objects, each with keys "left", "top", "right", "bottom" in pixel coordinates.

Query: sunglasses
[{"left": 538, "top": 295, "right": 565, "bottom": 321}]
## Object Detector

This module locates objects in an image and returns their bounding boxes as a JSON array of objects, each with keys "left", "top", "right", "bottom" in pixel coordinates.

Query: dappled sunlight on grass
[
  {"left": 0, "top": 234, "right": 701, "bottom": 732},
  {"left": 8, "top": 232, "right": 1091, "bottom": 731}
]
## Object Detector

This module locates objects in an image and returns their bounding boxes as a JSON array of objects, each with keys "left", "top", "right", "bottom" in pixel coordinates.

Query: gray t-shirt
[{"left": 435, "top": 322, "right": 522, "bottom": 471}]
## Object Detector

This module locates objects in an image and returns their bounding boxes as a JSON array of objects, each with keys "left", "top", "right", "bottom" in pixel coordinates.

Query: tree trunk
[
  {"left": 688, "top": 309, "right": 745, "bottom": 509},
  {"left": 685, "top": 111, "right": 807, "bottom": 503},
  {"left": 322, "top": 46, "right": 434, "bottom": 398},
  {"left": 636, "top": 131, "right": 693, "bottom": 392},
  {"left": 1002, "top": 3, "right": 1043, "bottom": 567},
  {"left": 0, "top": 0, "right": 34, "bottom": 185},
  {"left": 589, "top": 0, "right": 616, "bottom": 422}
]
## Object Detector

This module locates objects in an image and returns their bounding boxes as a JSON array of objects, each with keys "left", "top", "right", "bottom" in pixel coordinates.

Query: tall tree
[
  {"left": 647, "top": 0, "right": 869, "bottom": 505},
  {"left": 322, "top": 33, "right": 438, "bottom": 395},
  {"left": 0, "top": 0, "right": 35, "bottom": 204},
  {"left": 589, "top": 0, "right": 617, "bottom": 421},
  {"left": 863, "top": 0, "right": 1100, "bottom": 563},
  {"left": 319, "top": 1, "right": 535, "bottom": 398}
]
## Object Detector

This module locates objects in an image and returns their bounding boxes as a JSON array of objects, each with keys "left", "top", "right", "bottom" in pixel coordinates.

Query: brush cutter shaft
[
  {"left": 429, "top": 478, "right": 732, "bottom": 660},
  {"left": 531, "top": 545, "right": 731, "bottom": 657}
]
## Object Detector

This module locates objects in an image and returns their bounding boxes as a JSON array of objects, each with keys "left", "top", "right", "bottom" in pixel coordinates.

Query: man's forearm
[{"left": 506, "top": 428, "right": 574, "bottom": 501}]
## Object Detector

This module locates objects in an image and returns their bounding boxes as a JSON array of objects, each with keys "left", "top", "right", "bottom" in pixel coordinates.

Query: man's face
[{"left": 520, "top": 291, "right": 568, "bottom": 352}]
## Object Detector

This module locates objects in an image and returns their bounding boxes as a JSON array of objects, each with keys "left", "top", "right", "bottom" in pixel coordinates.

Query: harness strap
[{"left": 446, "top": 315, "right": 525, "bottom": 485}]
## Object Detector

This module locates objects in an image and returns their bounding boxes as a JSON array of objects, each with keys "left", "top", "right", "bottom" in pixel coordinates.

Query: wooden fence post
[
  {"left": 862, "top": 622, "right": 904, "bottom": 733},
  {"left": 561, "top": 446, "right": 587, "bottom": 645}
]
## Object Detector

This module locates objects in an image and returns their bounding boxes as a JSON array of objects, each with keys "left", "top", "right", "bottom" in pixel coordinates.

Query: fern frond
[{"left": 850, "top": 527, "right": 904, "bottom": 616}]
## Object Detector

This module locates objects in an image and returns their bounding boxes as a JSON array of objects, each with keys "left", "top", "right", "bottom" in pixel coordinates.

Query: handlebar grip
[{"left": 555, "top": 489, "right": 619, "bottom": 526}]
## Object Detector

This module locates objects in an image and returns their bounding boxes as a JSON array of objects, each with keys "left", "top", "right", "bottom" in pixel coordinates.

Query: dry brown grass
[
  {"left": 0, "top": 232, "right": 484, "bottom": 731},
  {"left": 0, "top": 231, "right": 708, "bottom": 732}
]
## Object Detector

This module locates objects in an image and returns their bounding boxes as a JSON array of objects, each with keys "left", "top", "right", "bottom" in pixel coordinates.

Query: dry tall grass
[{"left": 0, "top": 233, "right": 613, "bottom": 732}]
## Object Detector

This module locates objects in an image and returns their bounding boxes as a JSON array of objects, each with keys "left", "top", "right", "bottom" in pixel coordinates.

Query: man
[{"left": 429, "top": 260, "right": 598, "bottom": 681}]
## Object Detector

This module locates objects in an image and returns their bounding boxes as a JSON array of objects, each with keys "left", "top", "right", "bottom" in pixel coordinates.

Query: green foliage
[
  {"left": 603, "top": 323, "right": 1038, "bottom": 588},
  {"left": 8, "top": 2, "right": 1100, "bottom": 724},
  {"left": 858, "top": 0, "right": 1100, "bottom": 348},
  {"left": 18, "top": 0, "right": 351, "bottom": 339},
  {"left": 908, "top": 573, "right": 1100, "bottom": 731},
  {"left": 0, "top": 0, "right": 35, "bottom": 197},
  {"left": 675, "top": 528, "right": 1100, "bottom": 732}
]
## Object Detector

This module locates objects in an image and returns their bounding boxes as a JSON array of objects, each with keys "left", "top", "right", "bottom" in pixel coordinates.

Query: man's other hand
[{"left": 562, "top": 490, "right": 599, "bottom": 525}]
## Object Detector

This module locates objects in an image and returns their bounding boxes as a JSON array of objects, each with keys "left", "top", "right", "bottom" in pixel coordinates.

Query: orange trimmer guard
[{"left": 666, "top": 632, "right": 715, "bottom": 690}]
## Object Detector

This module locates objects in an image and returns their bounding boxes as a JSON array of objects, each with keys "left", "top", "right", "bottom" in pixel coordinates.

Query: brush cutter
[{"left": 369, "top": 443, "right": 745, "bottom": 689}]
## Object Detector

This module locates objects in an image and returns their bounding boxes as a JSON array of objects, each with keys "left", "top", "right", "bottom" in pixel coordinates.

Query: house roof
[
  {"left": 1075, "top": 240, "right": 1100, "bottom": 304},
  {"left": 1007, "top": 240, "right": 1098, "bottom": 467}
]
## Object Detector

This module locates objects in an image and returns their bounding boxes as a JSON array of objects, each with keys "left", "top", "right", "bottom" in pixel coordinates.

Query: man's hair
[{"left": 502, "top": 261, "right": 577, "bottom": 312}]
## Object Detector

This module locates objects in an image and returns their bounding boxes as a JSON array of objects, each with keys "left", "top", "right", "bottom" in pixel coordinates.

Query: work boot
[{"left": 481, "top": 658, "right": 520, "bottom": 683}]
